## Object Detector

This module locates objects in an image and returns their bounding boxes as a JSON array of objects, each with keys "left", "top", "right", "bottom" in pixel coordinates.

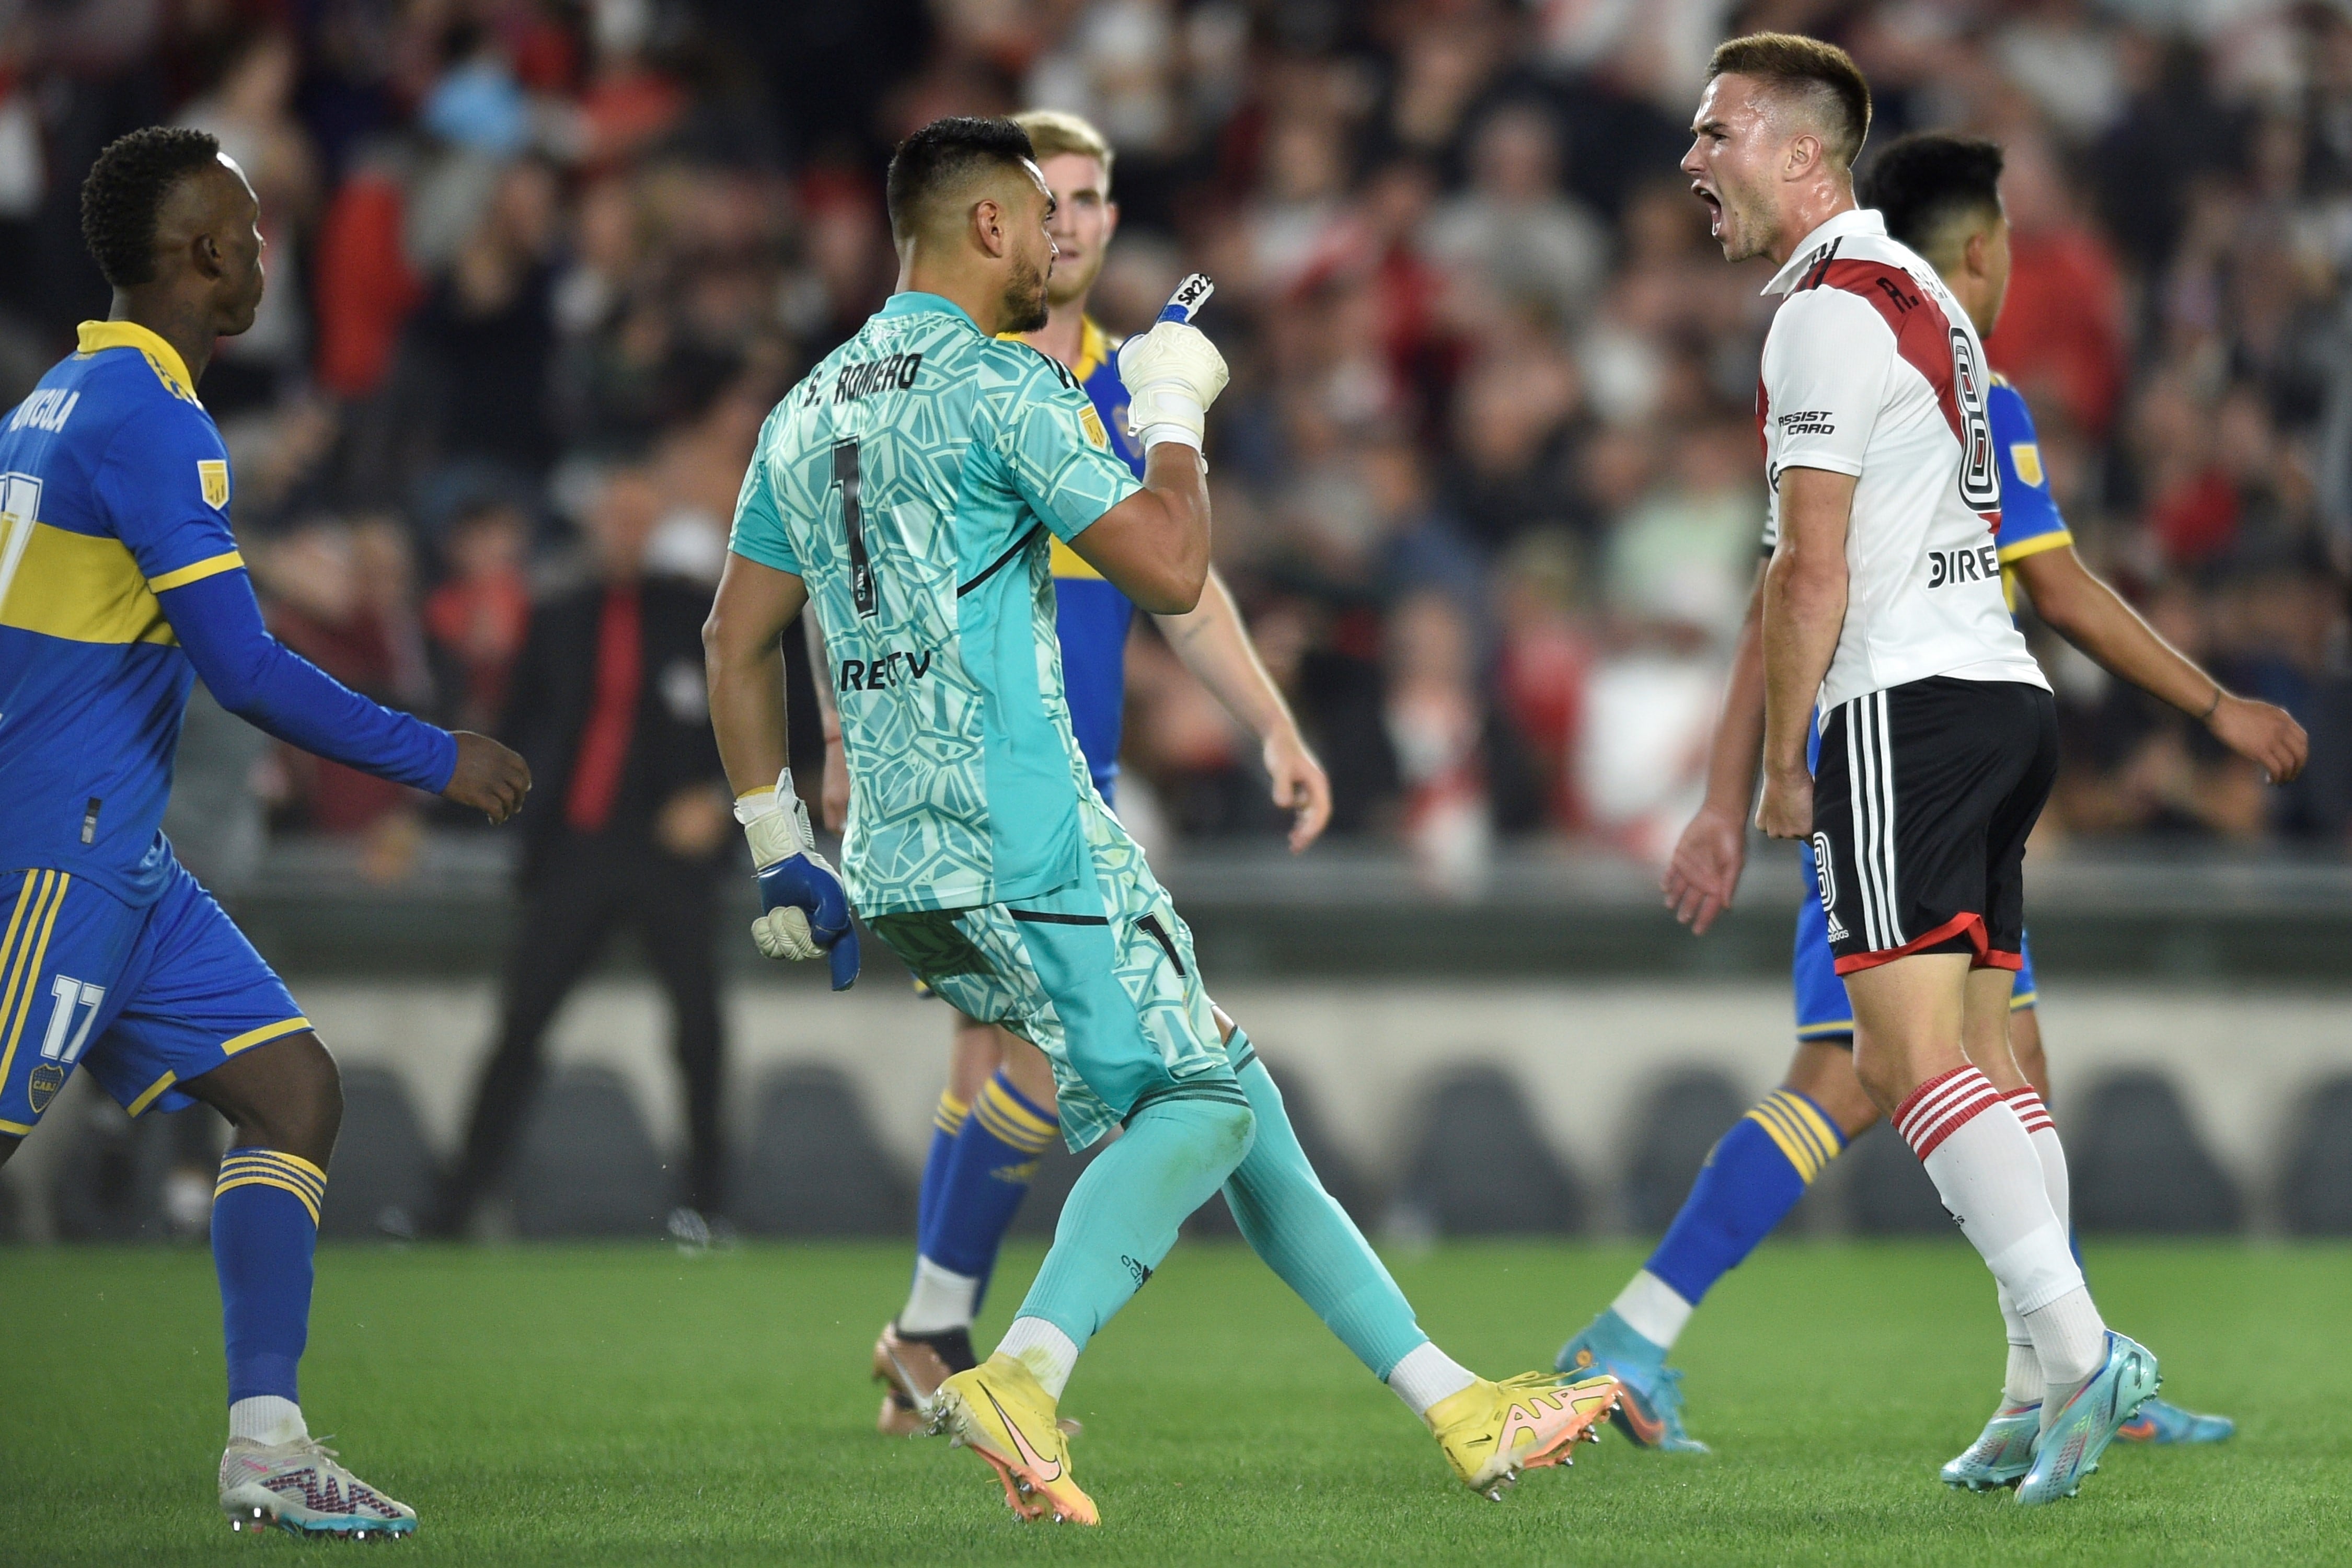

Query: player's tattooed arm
[
  {"left": 1665, "top": 560, "right": 1768, "bottom": 931},
  {"left": 1151, "top": 568, "right": 1332, "bottom": 852},
  {"left": 2010, "top": 544, "right": 2308, "bottom": 785},
  {"left": 1757, "top": 467, "right": 1855, "bottom": 839}
]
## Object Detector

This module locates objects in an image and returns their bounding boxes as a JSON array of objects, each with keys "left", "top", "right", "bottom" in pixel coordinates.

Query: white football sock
[
  {"left": 2006, "top": 1087, "right": 2070, "bottom": 1229},
  {"left": 1896, "top": 1067, "right": 2096, "bottom": 1393},
  {"left": 1997, "top": 1288, "right": 2042, "bottom": 1407},
  {"left": 229, "top": 1396, "right": 307, "bottom": 1447},
  {"left": 898, "top": 1256, "right": 979, "bottom": 1335},
  {"left": 1611, "top": 1269, "right": 1695, "bottom": 1352},
  {"left": 1388, "top": 1340, "right": 1479, "bottom": 1420},
  {"left": 2025, "top": 1287, "right": 2110, "bottom": 1425},
  {"left": 995, "top": 1317, "right": 1079, "bottom": 1400}
]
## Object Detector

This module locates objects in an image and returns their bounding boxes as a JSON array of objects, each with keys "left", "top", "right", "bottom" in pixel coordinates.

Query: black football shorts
[{"left": 1808, "top": 676, "right": 2057, "bottom": 977}]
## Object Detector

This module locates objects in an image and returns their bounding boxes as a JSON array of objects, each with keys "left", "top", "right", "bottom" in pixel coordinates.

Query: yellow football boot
[
  {"left": 931, "top": 1354, "right": 1099, "bottom": 1526},
  {"left": 1429, "top": 1371, "right": 1621, "bottom": 1497}
]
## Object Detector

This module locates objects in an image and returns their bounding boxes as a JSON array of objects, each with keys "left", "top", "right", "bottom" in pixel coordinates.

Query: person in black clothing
[{"left": 431, "top": 466, "right": 819, "bottom": 1236}]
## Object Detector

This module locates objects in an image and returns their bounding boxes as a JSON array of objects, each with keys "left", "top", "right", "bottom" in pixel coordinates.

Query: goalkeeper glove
[
  {"left": 1117, "top": 274, "right": 1230, "bottom": 453},
  {"left": 735, "top": 770, "right": 859, "bottom": 990}
]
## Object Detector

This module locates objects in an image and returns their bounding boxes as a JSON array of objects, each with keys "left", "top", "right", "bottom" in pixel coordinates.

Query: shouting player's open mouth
[{"left": 1692, "top": 182, "right": 1724, "bottom": 236}]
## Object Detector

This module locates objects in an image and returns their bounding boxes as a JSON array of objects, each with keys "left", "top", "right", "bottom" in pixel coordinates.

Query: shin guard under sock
[
  {"left": 213, "top": 1148, "right": 324, "bottom": 1409},
  {"left": 1221, "top": 1049, "right": 1428, "bottom": 1380},
  {"left": 1011, "top": 1093, "right": 1254, "bottom": 1353}
]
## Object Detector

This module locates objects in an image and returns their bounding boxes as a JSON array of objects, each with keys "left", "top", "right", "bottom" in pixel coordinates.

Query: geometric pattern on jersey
[
  {"left": 729, "top": 293, "right": 1142, "bottom": 916},
  {"left": 0, "top": 323, "right": 248, "bottom": 905},
  {"left": 1758, "top": 210, "right": 2045, "bottom": 713},
  {"left": 0, "top": 855, "right": 307, "bottom": 1134},
  {"left": 1807, "top": 677, "right": 2058, "bottom": 976},
  {"left": 864, "top": 791, "right": 1231, "bottom": 1152}
]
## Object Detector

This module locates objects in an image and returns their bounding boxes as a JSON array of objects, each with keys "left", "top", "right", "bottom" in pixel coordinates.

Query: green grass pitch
[{"left": 2, "top": 1239, "right": 2345, "bottom": 1565}]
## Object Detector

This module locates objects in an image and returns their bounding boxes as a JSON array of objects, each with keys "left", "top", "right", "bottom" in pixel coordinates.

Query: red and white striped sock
[
  {"left": 2005, "top": 1086, "right": 2070, "bottom": 1231},
  {"left": 1895, "top": 1066, "right": 2092, "bottom": 1341}
]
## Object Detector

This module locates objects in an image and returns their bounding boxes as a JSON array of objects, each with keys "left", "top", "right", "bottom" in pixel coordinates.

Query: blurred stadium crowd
[{"left": 6, "top": 0, "right": 2351, "bottom": 884}]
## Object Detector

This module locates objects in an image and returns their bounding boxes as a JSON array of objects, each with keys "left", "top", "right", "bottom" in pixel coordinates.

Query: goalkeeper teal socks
[
  {"left": 1011, "top": 1092, "right": 1254, "bottom": 1350},
  {"left": 1223, "top": 1044, "right": 1428, "bottom": 1380}
]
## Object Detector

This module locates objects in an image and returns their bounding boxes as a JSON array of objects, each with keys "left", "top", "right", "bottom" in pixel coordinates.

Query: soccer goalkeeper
[{"left": 704, "top": 116, "right": 1618, "bottom": 1524}]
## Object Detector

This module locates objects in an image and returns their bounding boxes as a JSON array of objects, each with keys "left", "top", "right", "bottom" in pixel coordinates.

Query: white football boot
[{"left": 220, "top": 1435, "right": 418, "bottom": 1538}]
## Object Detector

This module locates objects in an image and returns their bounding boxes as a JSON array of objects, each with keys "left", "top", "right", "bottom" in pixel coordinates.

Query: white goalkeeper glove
[
  {"left": 1117, "top": 274, "right": 1230, "bottom": 453},
  {"left": 735, "top": 770, "right": 860, "bottom": 989}
]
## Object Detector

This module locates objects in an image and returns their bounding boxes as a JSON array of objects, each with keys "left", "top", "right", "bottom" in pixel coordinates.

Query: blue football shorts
[
  {"left": 1794, "top": 839, "right": 2036, "bottom": 1045},
  {"left": 0, "top": 857, "right": 310, "bottom": 1135}
]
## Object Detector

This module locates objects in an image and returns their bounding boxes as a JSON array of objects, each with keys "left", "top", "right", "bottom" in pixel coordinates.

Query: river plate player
[
  {"left": 1553, "top": 126, "right": 2302, "bottom": 1475},
  {"left": 704, "top": 115, "right": 1619, "bottom": 1523},
  {"left": 0, "top": 128, "right": 531, "bottom": 1537},
  {"left": 826, "top": 108, "right": 1335, "bottom": 1441}
]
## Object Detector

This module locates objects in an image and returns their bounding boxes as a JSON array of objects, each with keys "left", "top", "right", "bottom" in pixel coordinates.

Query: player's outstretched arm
[
  {"left": 2011, "top": 545, "right": 2309, "bottom": 784},
  {"left": 1665, "top": 560, "right": 1768, "bottom": 932},
  {"left": 158, "top": 570, "right": 529, "bottom": 823},
  {"left": 1151, "top": 567, "right": 1331, "bottom": 851},
  {"left": 1757, "top": 467, "right": 1855, "bottom": 839},
  {"left": 703, "top": 549, "right": 858, "bottom": 988}
]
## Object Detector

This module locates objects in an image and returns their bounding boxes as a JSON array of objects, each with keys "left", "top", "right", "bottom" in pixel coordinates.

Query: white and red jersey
[{"left": 1757, "top": 209, "right": 2046, "bottom": 713}]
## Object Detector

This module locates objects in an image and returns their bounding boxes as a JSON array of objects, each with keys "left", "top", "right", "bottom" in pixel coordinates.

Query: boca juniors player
[{"left": 0, "top": 128, "right": 531, "bottom": 1536}]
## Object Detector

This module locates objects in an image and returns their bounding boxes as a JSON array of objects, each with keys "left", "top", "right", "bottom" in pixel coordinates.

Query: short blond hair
[{"left": 1012, "top": 109, "right": 1114, "bottom": 193}]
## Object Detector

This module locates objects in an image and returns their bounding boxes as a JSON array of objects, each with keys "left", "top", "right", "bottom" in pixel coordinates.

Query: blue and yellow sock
[
  {"left": 923, "top": 1071, "right": 1059, "bottom": 1312},
  {"left": 1642, "top": 1088, "right": 1848, "bottom": 1315},
  {"left": 213, "top": 1148, "right": 325, "bottom": 1429},
  {"left": 915, "top": 1089, "right": 969, "bottom": 1254}
]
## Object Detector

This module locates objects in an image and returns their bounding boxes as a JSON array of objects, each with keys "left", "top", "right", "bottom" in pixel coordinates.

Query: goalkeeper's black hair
[
  {"left": 886, "top": 117, "right": 1038, "bottom": 246},
  {"left": 1860, "top": 133, "right": 2005, "bottom": 261},
  {"left": 80, "top": 125, "right": 224, "bottom": 288}
]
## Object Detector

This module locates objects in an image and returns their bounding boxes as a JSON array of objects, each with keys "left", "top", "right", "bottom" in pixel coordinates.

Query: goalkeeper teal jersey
[{"left": 729, "top": 291, "right": 1143, "bottom": 916}]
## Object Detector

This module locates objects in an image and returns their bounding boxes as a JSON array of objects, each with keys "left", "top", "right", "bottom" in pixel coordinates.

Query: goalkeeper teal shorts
[{"left": 868, "top": 797, "right": 1239, "bottom": 1152}]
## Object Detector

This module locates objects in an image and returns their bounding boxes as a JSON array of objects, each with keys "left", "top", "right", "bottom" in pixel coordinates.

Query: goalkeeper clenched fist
[
  {"left": 1117, "top": 274, "right": 1230, "bottom": 452},
  {"left": 734, "top": 769, "right": 860, "bottom": 989}
]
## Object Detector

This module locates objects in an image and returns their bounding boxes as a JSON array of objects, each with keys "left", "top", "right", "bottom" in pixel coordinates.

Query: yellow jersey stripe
[
  {"left": 1996, "top": 530, "right": 2072, "bottom": 566},
  {"left": 2010, "top": 989, "right": 2038, "bottom": 1012},
  {"left": 220, "top": 1017, "right": 312, "bottom": 1057},
  {"left": 1049, "top": 536, "right": 1105, "bottom": 581},
  {"left": 75, "top": 319, "right": 199, "bottom": 402},
  {"left": 124, "top": 1069, "right": 179, "bottom": 1117},
  {"left": 1796, "top": 1018, "right": 1855, "bottom": 1039},
  {"left": 147, "top": 550, "right": 245, "bottom": 593},
  {"left": 0, "top": 873, "right": 66, "bottom": 1097},
  {"left": 0, "top": 1116, "right": 31, "bottom": 1135},
  {"left": 213, "top": 1173, "right": 321, "bottom": 1224},
  {"left": 0, "top": 522, "right": 178, "bottom": 645},
  {"left": 0, "top": 873, "right": 47, "bottom": 1102}
]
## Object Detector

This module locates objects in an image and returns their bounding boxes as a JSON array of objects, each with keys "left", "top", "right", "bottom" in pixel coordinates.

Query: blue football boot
[
  {"left": 1555, "top": 1310, "right": 1709, "bottom": 1454},
  {"left": 1940, "top": 1401, "right": 2039, "bottom": 1490},
  {"left": 2014, "top": 1332, "right": 2161, "bottom": 1506},
  {"left": 2116, "top": 1397, "right": 2233, "bottom": 1445}
]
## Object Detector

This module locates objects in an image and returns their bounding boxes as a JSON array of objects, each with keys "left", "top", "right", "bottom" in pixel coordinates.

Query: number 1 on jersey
[{"left": 832, "top": 440, "right": 878, "bottom": 618}]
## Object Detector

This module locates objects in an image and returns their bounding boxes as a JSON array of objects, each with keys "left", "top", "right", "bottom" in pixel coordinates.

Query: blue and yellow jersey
[
  {"left": 1988, "top": 374, "right": 2071, "bottom": 604},
  {"left": 0, "top": 321, "right": 451, "bottom": 906},
  {"left": 1030, "top": 318, "right": 1143, "bottom": 800},
  {"left": 0, "top": 323, "right": 249, "bottom": 904}
]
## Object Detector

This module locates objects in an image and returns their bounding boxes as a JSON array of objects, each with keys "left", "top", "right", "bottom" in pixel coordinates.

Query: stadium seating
[
  {"left": 1620, "top": 1070, "right": 1745, "bottom": 1233},
  {"left": 511, "top": 1066, "right": 671, "bottom": 1238},
  {"left": 317, "top": 1067, "right": 441, "bottom": 1241},
  {"left": 2281, "top": 1074, "right": 2352, "bottom": 1236},
  {"left": 731, "top": 1065, "right": 910, "bottom": 1236},
  {"left": 2070, "top": 1071, "right": 2241, "bottom": 1234},
  {"left": 1398, "top": 1066, "right": 1584, "bottom": 1235}
]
